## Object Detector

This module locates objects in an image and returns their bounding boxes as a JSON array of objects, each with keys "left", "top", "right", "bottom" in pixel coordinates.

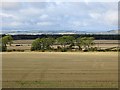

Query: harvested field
[
  {"left": 2, "top": 52, "right": 118, "bottom": 88},
  {"left": 12, "top": 40, "right": 119, "bottom": 44}
]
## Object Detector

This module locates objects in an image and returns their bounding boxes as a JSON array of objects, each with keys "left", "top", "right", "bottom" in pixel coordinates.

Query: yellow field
[{"left": 2, "top": 52, "right": 118, "bottom": 88}]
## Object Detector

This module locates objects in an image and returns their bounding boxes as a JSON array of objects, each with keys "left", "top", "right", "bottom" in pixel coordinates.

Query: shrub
[
  {"left": 61, "top": 48, "right": 67, "bottom": 52},
  {"left": 6, "top": 50, "right": 12, "bottom": 52},
  {"left": 16, "top": 45, "right": 21, "bottom": 46},
  {"left": 89, "top": 47, "right": 98, "bottom": 51},
  {"left": 1, "top": 45, "right": 7, "bottom": 52},
  {"left": 83, "top": 49, "right": 88, "bottom": 52},
  {"left": 41, "top": 50, "right": 45, "bottom": 52}
]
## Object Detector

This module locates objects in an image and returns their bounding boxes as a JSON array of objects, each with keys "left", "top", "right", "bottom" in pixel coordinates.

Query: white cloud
[
  {"left": 1, "top": 2, "right": 21, "bottom": 10},
  {"left": 2, "top": 22, "right": 22, "bottom": 29},
  {"left": 19, "top": 7, "right": 43, "bottom": 15},
  {"left": 104, "top": 10, "right": 118, "bottom": 25},
  {"left": 72, "top": 21, "right": 82, "bottom": 27},
  {"left": 69, "top": 21, "right": 88, "bottom": 30},
  {"left": 89, "top": 13, "right": 101, "bottom": 19},
  {"left": 1, "top": 0, "right": 119, "bottom": 2},
  {"left": 0, "top": 13, "right": 16, "bottom": 18},
  {"left": 1, "top": 2, "right": 118, "bottom": 31},
  {"left": 39, "top": 14, "right": 48, "bottom": 19},
  {"left": 10, "top": 22, "right": 22, "bottom": 26},
  {"left": 37, "top": 21, "right": 53, "bottom": 26}
]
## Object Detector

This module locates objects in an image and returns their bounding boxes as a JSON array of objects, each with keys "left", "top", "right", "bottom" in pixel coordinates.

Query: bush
[
  {"left": 41, "top": 50, "right": 45, "bottom": 52},
  {"left": 83, "top": 49, "right": 88, "bottom": 52},
  {"left": 6, "top": 50, "right": 12, "bottom": 52},
  {"left": 53, "top": 49, "right": 58, "bottom": 52},
  {"left": 61, "top": 48, "right": 67, "bottom": 52},
  {"left": 97, "top": 49, "right": 106, "bottom": 52},
  {"left": 7, "top": 49, "right": 25, "bottom": 52},
  {"left": 16, "top": 45, "right": 21, "bottom": 46},
  {"left": 57, "top": 46, "right": 61, "bottom": 50},
  {"left": 16, "top": 49, "right": 24, "bottom": 52},
  {"left": 31, "top": 38, "right": 41, "bottom": 51},
  {"left": 13, "top": 49, "right": 16, "bottom": 51},
  {"left": 1, "top": 45, "right": 7, "bottom": 52},
  {"left": 31, "top": 47, "right": 35, "bottom": 51},
  {"left": 0, "top": 43, "right": 7, "bottom": 52},
  {"left": 89, "top": 47, "right": 98, "bottom": 51}
]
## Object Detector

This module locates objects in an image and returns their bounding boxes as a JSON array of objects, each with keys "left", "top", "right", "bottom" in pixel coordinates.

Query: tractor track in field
[
  {"left": 20, "top": 62, "right": 51, "bottom": 82},
  {"left": 2, "top": 52, "right": 118, "bottom": 88}
]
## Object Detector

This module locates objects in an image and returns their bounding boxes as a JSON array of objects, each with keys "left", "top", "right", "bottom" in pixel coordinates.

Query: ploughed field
[{"left": 2, "top": 52, "right": 118, "bottom": 88}]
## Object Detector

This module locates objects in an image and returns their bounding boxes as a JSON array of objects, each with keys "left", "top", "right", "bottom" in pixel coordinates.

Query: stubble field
[{"left": 2, "top": 52, "right": 118, "bottom": 88}]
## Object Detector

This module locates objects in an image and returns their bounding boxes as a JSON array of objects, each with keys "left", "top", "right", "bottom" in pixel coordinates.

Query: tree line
[
  {"left": 2, "top": 34, "right": 119, "bottom": 40},
  {"left": 31, "top": 36, "right": 95, "bottom": 52}
]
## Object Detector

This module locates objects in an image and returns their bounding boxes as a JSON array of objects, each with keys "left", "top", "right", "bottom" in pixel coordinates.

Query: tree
[
  {"left": 76, "top": 37, "right": 84, "bottom": 50},
  {"left": 31, "top": 38, "right": 41, "bottom": 51},
  {"left": 81, "top": 37, "right": 94, "bottom": 50},
  {"left": 57, "top": 36, "right": 75, "bottom": 51},
  {"left": 0, "top": 44, "right": 7, "bottom": 52},
  {"left": 0, "top": 38, "right": 6, "bottom": 52},
  {"left": 40, "top": 37, "right": 55, "bottom": 50},
  {"left": 0, "top": 35, "right": 13, "bottom": 52},
  {"left": 31, "top": 37, "right": 55, "bottom": 51},
  {"left": 85, "top": 37, "right": 94, "bottom": 50},
  {"left": 76, "top": 37, "right": 94, "bottom": 51},
  {"left": 2, "top": 35, "right": 13, "bottom": 46},
  {"left": 45, "top": 37, "right": 55, "bottom": 50}
]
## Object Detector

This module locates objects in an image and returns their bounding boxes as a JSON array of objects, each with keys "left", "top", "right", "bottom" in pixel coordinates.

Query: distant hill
[
  {"left": 91, "top": 30, "right": 119, "bottom": 35},
  {"left": 1, "top": 30, "right": 119, "bottom": 35},
  {"left": 106, "top": 30, "right": 119, "bottom": 34}
]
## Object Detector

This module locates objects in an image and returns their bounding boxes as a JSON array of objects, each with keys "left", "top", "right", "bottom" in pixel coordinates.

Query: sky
[{"left": 0, "top": 2, "right": 118, "bottom": 32}]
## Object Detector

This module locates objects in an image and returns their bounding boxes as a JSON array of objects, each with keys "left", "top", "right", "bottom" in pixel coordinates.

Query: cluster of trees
[
  {"left": 31, "top": 36, "right": 95, "bottom": 52},
  {"left": 0, "top": 35, "right": 13, "bottom": 51},
  {"left": 0, "top": 35, "right": 119, "bottom": 52},
  {"left": 31, "top": 37, "right": 54, "bottom": 51}
]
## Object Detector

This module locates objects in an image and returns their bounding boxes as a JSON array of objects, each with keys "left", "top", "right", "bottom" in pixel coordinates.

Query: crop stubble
[{"left": 2, "top": 52, "right": 118, "bottom": 88}]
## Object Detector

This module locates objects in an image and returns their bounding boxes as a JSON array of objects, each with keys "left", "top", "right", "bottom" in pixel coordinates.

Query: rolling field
[{"left": 2, "top": 52, "right": 118, "bottom": 88}]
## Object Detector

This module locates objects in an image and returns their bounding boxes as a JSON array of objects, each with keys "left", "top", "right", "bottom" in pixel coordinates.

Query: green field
[{"left": 2, "top": 52, "right": 118, "bottom": 88}]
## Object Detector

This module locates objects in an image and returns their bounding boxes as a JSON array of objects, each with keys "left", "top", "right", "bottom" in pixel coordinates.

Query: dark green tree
[
  {"left": 0, "top": 35, "right": 13, "bottom": 52},
  {"left": 2, "top": 35, "right": 13, "bottom": 46},
  {"left": 31, "top": 38, "right": 41, "bottom": 51},
  {"left": 0, "top": 38, "right": 6, "bottom": 52},
  {"left": 31, "top": 37, "right": 55, "bottom": 51}
]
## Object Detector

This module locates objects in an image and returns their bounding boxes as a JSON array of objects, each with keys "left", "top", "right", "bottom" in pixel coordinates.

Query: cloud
[
  {"left": 39, "top": 14, "right": 49, "bottom": 19},
  {"left": 89, "top": 13, "right": 101, "bottom": 19},
  {"left": 1, "top": 2, "right": 118, "bottom": 31},
  {"left": 89, "top": 9, "right": 118, "bottom": 26},
  {"left": 0, "top": 13, "right": 17, "bottom": 19},
  {"left": 104, "top": 10, "right": 118, "bottom": 25},
  {"left": 37, "top": 21, "right": 53, "bottom": 26},
  {"left": 1, "top": 2, "right": 22, "bottom": 10},
  {"left": 9, "top": 22, "right": 22, "bottom": 26},
  {"left": 19, "top": 7, "right": 43, "bottom": 16}
]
